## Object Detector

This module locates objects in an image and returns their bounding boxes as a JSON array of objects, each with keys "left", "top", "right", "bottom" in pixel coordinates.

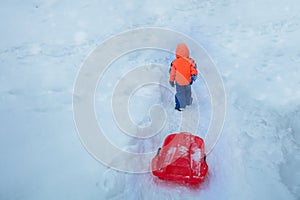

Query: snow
[
  {"left": 1, "top": 0, "right": 300, "bottom": 200},
  {"left": 191, "top": 148, "right": 201, "bottom": 163}
]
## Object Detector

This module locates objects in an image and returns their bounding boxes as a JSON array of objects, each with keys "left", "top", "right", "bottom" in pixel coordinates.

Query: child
[{"left": 169, "top": 43, "right": 198, "bottom": 111}]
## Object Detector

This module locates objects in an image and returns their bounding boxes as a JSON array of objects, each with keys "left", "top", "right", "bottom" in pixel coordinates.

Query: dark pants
[{"left": 175, "top": 83, "right": 192, "bottom": 109}]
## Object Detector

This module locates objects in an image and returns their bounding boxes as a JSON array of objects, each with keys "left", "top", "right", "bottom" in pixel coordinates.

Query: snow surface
[{"left": 1, "top": 0, "right": 300, "bottom": 200}]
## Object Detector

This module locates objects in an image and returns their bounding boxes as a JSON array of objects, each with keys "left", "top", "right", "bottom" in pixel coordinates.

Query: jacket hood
[{"left": 176, "top": 43, "right": 190, "bottom": 58}]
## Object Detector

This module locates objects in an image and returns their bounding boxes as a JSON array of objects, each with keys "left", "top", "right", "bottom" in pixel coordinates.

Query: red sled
[{"left": 151, "top": 132, "right": 208, "bottom": 184}]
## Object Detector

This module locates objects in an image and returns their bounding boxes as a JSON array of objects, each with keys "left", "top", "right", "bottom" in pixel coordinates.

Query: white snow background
[{"left": 0, "top": 0, "right": 300, "bottom": 200}]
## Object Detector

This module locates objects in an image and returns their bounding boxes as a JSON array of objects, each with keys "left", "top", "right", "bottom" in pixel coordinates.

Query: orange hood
[{"left": 176, "top": 43, "right": 190, "bottom": 58}]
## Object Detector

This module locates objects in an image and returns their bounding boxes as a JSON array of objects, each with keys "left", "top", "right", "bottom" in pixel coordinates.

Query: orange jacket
[{"left": 169, "top": 43, "right": 198, "bottom": 86}]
